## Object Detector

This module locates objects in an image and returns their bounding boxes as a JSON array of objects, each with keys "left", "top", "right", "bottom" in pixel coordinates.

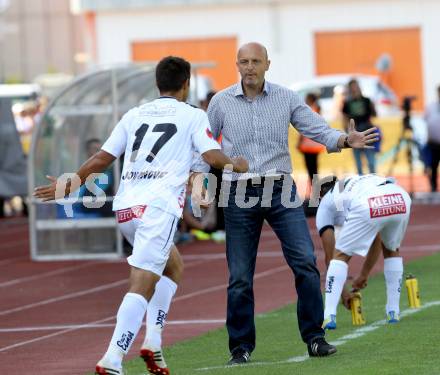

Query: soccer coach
[{"left": 207, "top": 42, "right": 378, "bottom": 365}]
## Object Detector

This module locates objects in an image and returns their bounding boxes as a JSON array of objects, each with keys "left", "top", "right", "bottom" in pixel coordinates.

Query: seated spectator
[
  {"left": 0, "top": 98, "right": 28, "bottom": 218},
  {"left": 200, "top": 91, "right": 217, "bottom": 111}
]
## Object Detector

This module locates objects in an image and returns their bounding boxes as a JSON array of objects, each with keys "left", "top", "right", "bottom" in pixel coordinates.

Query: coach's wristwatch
[{"left": 343, "top": 135, "right": 351, "bottom": 148}]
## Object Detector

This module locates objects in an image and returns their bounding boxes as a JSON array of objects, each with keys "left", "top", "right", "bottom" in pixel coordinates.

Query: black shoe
[
  {"left": 307, "top": 337, "right": 337, "bottom": 357},
  {"left": 227, "top": 348, "right": 251, "bottom": 365}
]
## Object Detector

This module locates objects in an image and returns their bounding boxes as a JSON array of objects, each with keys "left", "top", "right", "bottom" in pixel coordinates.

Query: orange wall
[
  {"left": 315, "top": 28, "right": 424, "bottom": 110},
  {"left": 131, "top": 37, "right": 238, "bottom": 91}
]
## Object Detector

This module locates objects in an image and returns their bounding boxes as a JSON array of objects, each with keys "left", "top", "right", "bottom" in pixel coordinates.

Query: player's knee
[
  {"left": 383, "top": 247, "right": 399, "bottom": 258},
  {"left": 334, "top": 250, "right": 350, "bottom": 263},
  {"left": 163, "top": 247, "right": 184, "bottom": 284},
  {"left": 172, "top": 255, "right": 184, "bottom": 282}
]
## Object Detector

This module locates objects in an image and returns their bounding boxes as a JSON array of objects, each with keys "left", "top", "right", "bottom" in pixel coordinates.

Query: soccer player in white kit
[
  {"left": 34, "top": 56, "right": 248, "bottom": 375},
  {"left": 315, "top": 174, "right": 411, "bottom": 329}
]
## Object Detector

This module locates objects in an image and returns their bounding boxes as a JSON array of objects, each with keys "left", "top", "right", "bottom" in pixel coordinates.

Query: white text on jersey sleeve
[{"left": 101, "top": 109, "right": 134, "bottom": 158}]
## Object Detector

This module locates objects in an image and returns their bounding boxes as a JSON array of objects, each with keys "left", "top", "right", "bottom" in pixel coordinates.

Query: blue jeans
[
  {"left": 223, "top": 178, "right": 324, "bottom": 353},
  {"left": 353, "top": 148, "right": 376, "bottom": 174}
]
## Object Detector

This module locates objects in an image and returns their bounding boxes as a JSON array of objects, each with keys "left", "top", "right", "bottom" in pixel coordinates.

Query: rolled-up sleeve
[
  {"left": 290, "top": 95, "right": 344, "bottom": 153},
  {"left": 190, "top": 152, "right": 210, "bottom": 173}
]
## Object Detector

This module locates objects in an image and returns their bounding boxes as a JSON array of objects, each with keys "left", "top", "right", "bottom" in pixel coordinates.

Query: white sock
[
  {"left": 384, "top": 257, "right": 403, "bottom": 314},
  {"left": 144, "top": 276, "right": 178, "bottom": 348},
  {"left": 324, "top": 260, "right": 348, "bottom": 319},
  {"left": 103, "top": 293, "right": 148, "bottom": 368}
]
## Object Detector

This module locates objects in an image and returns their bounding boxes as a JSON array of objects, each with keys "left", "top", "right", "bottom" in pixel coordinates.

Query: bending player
[
  {"left": 34, "top": 56, "right": 248, "bottom": 375},
  {"left": 315, "top": 175, "right": 411, "bottom": 329}
]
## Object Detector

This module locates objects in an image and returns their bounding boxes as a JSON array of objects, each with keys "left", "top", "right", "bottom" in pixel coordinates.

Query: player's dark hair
[
  {"left": 156, "top": 56, "right": 191, "bottom": 93},
  {"left": 319, "top": 176, "right": 338, "bottom": 198}
]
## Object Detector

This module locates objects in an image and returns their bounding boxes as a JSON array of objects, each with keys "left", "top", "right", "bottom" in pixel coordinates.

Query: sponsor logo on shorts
[
  {"left": 116, "top": 205, "right": 147, "bottom": 223},
  {"left": 117, "top": 330, "right": 134, "bottom": 351},
  {"left": 156, "top": 309, "right": 168, "bottom": 329},
  {"left": 178, "top": 188, "right": 185, "bottom": 209},
  {"left": 368, "top": 193, "right": 406, "bottom": 218},
  {"left": 326, "top": 276, "right": 335, "bottom": 293}
]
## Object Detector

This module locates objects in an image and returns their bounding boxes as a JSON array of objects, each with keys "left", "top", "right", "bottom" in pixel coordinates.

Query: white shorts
[
  {"left": 117, "top": 205, "right": 178, "bottom": 275},
  {"left": 336, "top": 183, "right": 411, "bottom": 257}
]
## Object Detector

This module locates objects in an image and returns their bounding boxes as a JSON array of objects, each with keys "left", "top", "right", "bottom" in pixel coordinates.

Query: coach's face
[{"left": 236, "top": 43, "right": 270, "bottom": 89}]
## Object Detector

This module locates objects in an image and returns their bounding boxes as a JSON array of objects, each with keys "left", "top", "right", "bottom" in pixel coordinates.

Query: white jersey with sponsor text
[
  {"left": 102, "top": 97, "right": 220, "bottom": 216},
  {"left": 317, "top": 175, "right": 389, "bottom": 229},
  {"left": 317, "top": 174, "right": 411, "bottom": 255}
]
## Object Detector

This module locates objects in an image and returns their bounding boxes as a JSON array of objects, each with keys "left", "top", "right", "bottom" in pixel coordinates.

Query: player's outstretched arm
[
  {"left": 34, "top": 150, "right": 116, "bottom": 201},
  {"left": 202, "top": 149, "right": 248, "bottom": 173}
]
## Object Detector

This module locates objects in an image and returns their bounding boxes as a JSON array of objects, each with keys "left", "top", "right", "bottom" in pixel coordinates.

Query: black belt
[{"left": 234, "top": 175, "right": 286, "bottom": 186}]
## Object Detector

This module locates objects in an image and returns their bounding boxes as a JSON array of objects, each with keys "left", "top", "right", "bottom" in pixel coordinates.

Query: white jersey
[
  {"left": 316, "top": 174, "right": 411, "bottom": 256},
  {"left": 102, "top": 97, "right": 221, "bottom": 216},
  {"left": 316, "top": 174, "right": 390, "bottom": 234},
  {"left": 315, "top": 191, "right": 346, "bottom": 236}
]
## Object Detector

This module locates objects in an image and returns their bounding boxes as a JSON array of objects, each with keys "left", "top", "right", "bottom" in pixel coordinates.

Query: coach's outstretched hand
[{"left": 346, "top": 119, "right": 379, "bottom": 149}]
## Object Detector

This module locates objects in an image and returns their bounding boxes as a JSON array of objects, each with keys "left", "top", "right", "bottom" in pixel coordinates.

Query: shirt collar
[
  {"left": 234, "top": 80, "right": 270, "bottom": 97},
  {"left": 158, "top": 96, "right": 177, "bottom": 100}
]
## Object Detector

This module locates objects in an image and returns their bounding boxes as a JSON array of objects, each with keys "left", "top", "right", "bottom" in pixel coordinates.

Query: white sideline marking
[
  {"left": 196, "top": 301, "right": 440, "bottom": 371},
  {"left": 0, "top": 319, "right": 226, "bottom": 332},
  {"left": 0, "top": 264, "right": 290, "bottom": 352}
]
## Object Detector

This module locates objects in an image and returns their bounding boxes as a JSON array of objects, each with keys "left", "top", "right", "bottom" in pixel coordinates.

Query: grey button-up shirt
[
  {"left": 207, "top": 80, "right": 344, "bottom": 180},
  {"left": 425, "top": 101, "right": 440, "bottom": 144}
]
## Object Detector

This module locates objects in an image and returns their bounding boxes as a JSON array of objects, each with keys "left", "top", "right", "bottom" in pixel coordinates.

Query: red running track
[{"left": 0, "top": 204, "right": 439, "bottom": 374}]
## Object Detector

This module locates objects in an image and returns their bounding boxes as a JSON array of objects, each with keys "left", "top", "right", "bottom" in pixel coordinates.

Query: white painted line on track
[
  {"left": 182, "top": 243, "right": 440, "bottom": 262},
  {"left": 0, "top": 279, "right": 127, "bottom": 317},
  {"left": 196, "top": 300, "right": 440, "bottom": 371},
  {"left": 0, "top": 264, "right": 291, "bottom": 352},
  {"left": 0, "top": 314, "right": 120, "bottom": 353},
  {"left": 0, "top": 262, "right": 98, "bottom": 288},
  {"left": 182, "top": 251, "right": 284, "bottom": 261},
  {"left": 0, "top": 258, "right": 216, "bottom": 316},
  {"left": 0, "top": 319, "right": 226, "bottom": 332},
  {"left": 0, "top": 256, "right": 28, "bottom": 266},
  {"left": 173, "top": 265, "right": 289, "bottom": 303},
  {"left": 0, "top": 238, "right": 28, "bottom": 248},
  {"left": 401, "top": 244, "right": 440, "bottom": 252}
]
